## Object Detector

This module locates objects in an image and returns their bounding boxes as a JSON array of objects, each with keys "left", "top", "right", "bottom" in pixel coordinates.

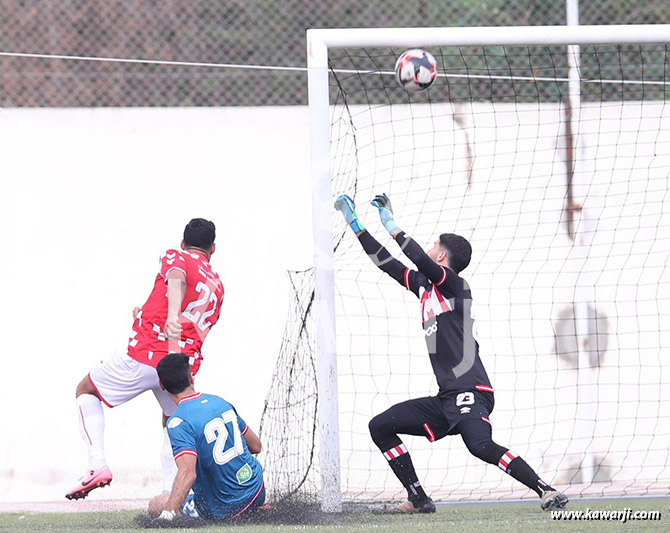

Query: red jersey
[{"left": 128, "top": 249, "right": 224, "bottom": 374}]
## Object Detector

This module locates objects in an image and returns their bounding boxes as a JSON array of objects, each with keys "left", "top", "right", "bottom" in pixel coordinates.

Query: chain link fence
[{"left": 0, "top": 0, "right": 668, "bottom": 107}]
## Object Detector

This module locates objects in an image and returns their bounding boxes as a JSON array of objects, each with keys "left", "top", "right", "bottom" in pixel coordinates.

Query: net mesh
[
  {"left": 259, "top": 270, "right": 320, "bottom": 503},
  {"left": 260, "top": 42, "right": 670, "bottom": 504}
]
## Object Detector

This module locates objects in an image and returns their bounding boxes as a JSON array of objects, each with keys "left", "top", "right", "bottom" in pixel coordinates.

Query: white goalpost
[{"left": 259, "top": 24, "right": 670, "bottom": 512}]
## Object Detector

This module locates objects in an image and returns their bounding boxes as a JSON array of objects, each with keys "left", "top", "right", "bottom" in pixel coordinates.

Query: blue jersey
[{"left": 166, "top": 392, "right": 264, "bottom": 519}]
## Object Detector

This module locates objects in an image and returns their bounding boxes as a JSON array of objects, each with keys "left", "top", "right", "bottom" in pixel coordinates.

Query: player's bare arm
[
  {"left": 371, "top": 193, "right": 448, "bottom": 284},
  {"left": 243, "top": 427, "right": 262, "bottom": 454},
  {"left": 164, "top": 269, "right": 186, "bottom": 339},
  {"left": 164, "top": 453, "right": 197, "bottom": 516}
]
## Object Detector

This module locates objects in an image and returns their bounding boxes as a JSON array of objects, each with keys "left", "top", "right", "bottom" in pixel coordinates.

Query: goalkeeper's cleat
[
  {"left": 390, "top": 498, "right": 436, "bottom": 514},
  {"left": 65, "top": 466, "right": 113, "bottom": 500},
  {"left": 540, "top": 490, "right": 569, "bottom": 511}
]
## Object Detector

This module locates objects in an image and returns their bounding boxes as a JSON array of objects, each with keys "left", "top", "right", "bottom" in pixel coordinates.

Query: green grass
[{"left": 0, "top": 499, "right": 667, "bottom": 533}]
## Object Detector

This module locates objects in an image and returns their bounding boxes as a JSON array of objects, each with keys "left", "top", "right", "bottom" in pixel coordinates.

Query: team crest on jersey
[{"left": 167, "top": 417, "right": 183, "bottom": 429}]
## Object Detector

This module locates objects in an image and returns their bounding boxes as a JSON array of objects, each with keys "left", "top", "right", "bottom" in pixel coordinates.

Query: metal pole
[{"left": 566, "top": 0, "right": 595, "bottom": 485}]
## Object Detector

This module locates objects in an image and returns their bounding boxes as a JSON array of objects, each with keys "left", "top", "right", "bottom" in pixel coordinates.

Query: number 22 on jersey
[{"left": 183, "top": 281, "right": 219, "bottom": 332}]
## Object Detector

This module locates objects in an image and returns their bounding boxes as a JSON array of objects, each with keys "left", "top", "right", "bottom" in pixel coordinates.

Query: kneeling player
[
  {"left": 149, "top": 353, "right": 265, "bottom": 523},
  {"left": 335, "top": 193, "right": 568, "bottom": 513}
]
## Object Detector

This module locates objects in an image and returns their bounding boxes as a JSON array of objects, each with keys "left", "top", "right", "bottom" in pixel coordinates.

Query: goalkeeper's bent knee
[{"left": 368, "top": 414, "right": 402, "bottom": 450}]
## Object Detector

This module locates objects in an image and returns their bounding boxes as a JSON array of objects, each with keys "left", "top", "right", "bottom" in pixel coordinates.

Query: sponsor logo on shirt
[
  {"left": 236, "top": 463, "right": 253, "bottom": 484},
  {"left": 424, "top": 322, "right": 438, "bottom": 337}
]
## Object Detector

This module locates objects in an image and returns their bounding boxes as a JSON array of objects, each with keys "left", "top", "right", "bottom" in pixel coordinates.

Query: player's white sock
[
  {"left": 161, "top": 426, "right": 178, "bottom": 493},
  {"left": 76, "top": 394, "right": 107, "bottom": 471}
]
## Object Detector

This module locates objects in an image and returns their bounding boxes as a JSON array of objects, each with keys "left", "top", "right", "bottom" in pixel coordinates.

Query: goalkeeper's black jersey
[
  {"left": 403, "top": 266, "right": 493, "bottom": 396},
  {"left": 357, "top": 230, "right": 493, "bottom": 397}
]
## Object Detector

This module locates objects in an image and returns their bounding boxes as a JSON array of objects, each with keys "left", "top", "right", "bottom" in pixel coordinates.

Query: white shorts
[{"left": 88, "top": 351, "right": 177, "bottom": 416}]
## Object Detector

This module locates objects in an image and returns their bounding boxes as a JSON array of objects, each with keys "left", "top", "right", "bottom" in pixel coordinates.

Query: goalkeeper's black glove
[{"left": 371, "top": 193, "right": 400, "bottom": 235}]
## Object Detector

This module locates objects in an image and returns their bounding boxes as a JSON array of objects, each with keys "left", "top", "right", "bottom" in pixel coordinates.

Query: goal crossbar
[{"left": 308, "top": 24, "right": 670, "bottom": 52}]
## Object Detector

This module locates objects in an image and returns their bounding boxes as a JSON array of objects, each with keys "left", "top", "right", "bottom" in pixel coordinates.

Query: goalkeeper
[{"left": 335, "top": 194, "right": 568, "bottom": 514}]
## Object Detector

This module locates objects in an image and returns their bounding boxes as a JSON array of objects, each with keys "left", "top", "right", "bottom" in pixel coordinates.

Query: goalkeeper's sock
[
  {"left": 382, "top": 444, "right": 429, "bottom": 503},
  {"left": 499, "top": 451, "right": 554, "bottom": 497}
]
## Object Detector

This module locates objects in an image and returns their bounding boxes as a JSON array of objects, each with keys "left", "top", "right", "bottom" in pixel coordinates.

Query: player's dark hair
[
  {"left": 439, "top": 233, "right": 472, "bottom": 273},
  {"left": 156, "top": 353, "right": 192, "bottom": 394},
  {"left": 183, "top": 218, "right": 216, "bottom": 250}
]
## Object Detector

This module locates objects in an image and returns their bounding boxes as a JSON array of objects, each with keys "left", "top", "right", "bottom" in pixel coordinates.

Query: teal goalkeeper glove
[
  {"left": 334, "top": 194, "right": 365, "bottom": 233},
  {"left": 371, "top": 193, "right": 400, "bottom": 235}
]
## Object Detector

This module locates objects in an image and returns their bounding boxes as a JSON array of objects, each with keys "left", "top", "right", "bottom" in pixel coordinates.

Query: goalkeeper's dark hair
[
  {"left": 156, "top": 353, "right": 191, "bottom": 394},
  {"left": 184, "top": 218, "right": 216, "bottom": 250},
  {"left": 439, "top": 233, "right": 472, "bottom": 273}
]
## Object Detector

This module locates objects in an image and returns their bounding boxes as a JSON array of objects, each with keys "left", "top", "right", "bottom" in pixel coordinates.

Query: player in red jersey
[{"left": 66, "top": 219, "right": 224, "bottom": 500}]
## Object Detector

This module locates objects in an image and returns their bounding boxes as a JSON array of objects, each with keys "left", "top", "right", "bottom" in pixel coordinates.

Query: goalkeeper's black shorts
[{"left": 383, "top": 389, "right": 495, "bottom": 442}]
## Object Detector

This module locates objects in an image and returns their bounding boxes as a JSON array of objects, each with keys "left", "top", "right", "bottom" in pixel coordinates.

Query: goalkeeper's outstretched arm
[
  {"left": 334, "top": 195, "right": 407, "bottom": 285},
  {"left": 371, "top": 193, "right": 446, "bottom": 285}
]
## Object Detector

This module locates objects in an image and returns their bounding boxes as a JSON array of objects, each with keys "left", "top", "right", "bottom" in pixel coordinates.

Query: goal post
[
  {"left": 298, "top": 24, "right": 670, "bottom": 511},
  {"left": 308, "top": 34, "right": 342, "bottom": 513}
]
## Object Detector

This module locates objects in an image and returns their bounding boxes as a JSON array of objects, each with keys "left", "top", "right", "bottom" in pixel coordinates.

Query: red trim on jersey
[
  {"left": 404, "top": 268, "right": 411, "bottom": 290},
  {"left": 179, "top": 392, "right": 203, "bottom": 404},
  {"left": 433, "top": 287, "right": 452, "bottom": 313},
  {"left": 476, "top": 384, "right": 494, "bottom": 393},
  {"left": 383, "top": 443, "right": 408, "bottom": 461},
  {"left": 498, "top": 450, "right": 517, "bottom": 471},
  {"left": 482, "top": 417, "right": 492, "bottom": 426},
  {"left": 87, "top": 374, "right": 113, "bottom": 408},
  {"left": 175, "top": 449, "right": 198, "bottom": 460},
  {"left": 436, "top": 267, "right": 447, "bottom": 285},
  {"left": 423, "top": 423, "right": 436, "bottom": 442},
  {"left": 242, "top": 425, "right": 249, "bottom": 436},
  {"left": 230, "top": 482, "right": 265, "bottom": 519},
  {"left": 79, "top": 406, "right": 93, "bottom": 446},
  {"left": 420, "top": 289, "right": 433, "bottom": 321}
]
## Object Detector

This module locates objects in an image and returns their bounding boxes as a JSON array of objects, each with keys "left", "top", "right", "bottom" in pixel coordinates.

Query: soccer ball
[{"left": 394, "top": 49, "right": 438, "bottom": 92}]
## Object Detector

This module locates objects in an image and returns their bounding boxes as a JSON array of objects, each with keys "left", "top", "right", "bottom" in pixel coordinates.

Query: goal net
[{"left": 259, "top": 26, "right": 670, "bottom": 509}]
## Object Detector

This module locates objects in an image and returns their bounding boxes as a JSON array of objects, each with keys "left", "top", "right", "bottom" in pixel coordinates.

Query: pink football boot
[{"left": 65, "top": 466, "right": 113, "bottom": 500}]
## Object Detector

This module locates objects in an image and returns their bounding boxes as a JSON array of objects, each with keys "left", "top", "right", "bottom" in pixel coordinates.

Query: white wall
[
  {"left": 1, "top": 102, "right": 669, "bottom": 506},
  {"left": 0, "top": 107, "right": 313, "bottom": 503}
]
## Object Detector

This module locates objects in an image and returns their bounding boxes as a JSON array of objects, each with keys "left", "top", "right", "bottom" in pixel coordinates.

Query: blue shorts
[
  {"left": 180, "top": 493, "right": 200, "bottom": 519},
  {"left": 181, "top": 485, "right": 266, "bottom": 520}
]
